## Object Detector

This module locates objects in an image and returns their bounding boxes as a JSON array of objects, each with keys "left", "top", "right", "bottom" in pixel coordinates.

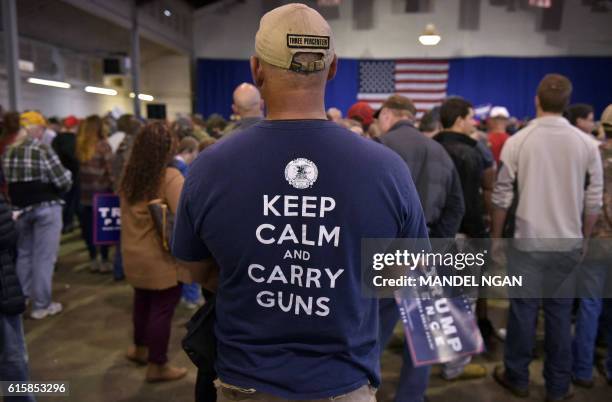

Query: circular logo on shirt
[{"left": 285, "top": 158, "right": 318, "bottom": 189}]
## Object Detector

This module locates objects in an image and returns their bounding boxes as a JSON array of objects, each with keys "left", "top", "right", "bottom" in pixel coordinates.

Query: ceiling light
[
  {"left": 163, "top": 9, "right": 172, "bottom": 17},
  {"left": 27, "top": 77, "right": 71, "bottom": 89},
  {"left": 85, "top": 86, "right": 117, "bottom": 96},
  {"left": 419, "top": 24, "right": 441, "bottom": 46},
  {"left": 129, "top": 92, "right": 154, "bottom": 101}
]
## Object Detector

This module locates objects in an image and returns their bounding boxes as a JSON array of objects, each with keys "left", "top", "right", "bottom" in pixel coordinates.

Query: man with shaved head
[
  {"left": 326, "top": 107, "right": 342, "bottom": 122},
  {"left": 225, "top": 83, "right": 264, "bottom": 136},
  {"left": 174, "top": 3, "right": 427, "bottom": 401}
]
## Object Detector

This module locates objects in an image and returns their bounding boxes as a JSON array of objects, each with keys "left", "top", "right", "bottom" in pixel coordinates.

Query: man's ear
[
  {"left": 534, "top": 95, "right": 540, "bottom": 113},
  {"left": 231, "top": 104, "right": 238, "bottom": 115},
  {"left": 327, "top": 54, "right": 338, "bottom": 81},
  {"left": 250, "top": 56, "right": 264, "bottom": 88}
]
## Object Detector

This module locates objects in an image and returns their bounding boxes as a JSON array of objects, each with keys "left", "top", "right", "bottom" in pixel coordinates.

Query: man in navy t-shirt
[{"left": 172, "top": 4, "right": 428, "bottom": 401}]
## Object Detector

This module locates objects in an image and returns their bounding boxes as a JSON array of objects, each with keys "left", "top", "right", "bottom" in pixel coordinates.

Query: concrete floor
[{"left": 22, "top": 231, "right": 611, "bottom": 402}]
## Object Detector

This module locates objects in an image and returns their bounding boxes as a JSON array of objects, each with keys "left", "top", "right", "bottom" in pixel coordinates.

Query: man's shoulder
[
  {"left": 435, "top": 132, "right": 477, "bottom": 157},
  {"left": 573, "top": 130, "right": 601, "bottom": 153},
  {"left": 500, "top": 124, "right": 535, "bottom": 148},
  {"left": 337, "top": 128, "right": 408, "bottom": 167},
  {"left": 24, "top": 138, "right": 48, "bottom": 153},
  {"left": 384, "top": 126, "right": 452, "bottom": 158},
  {"left": 434, "top": 131, "right": 472, "bottom": 146},
  {"left": 380, "top": 123, "right": 421, "bottom": 142}
]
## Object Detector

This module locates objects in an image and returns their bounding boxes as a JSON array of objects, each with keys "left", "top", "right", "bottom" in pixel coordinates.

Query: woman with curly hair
[
  {"left": 76, "top": 115, "right": 113, "bottom": 272},
  {"left": 119, "top": 122, "right": 187, "bottom": 382}
]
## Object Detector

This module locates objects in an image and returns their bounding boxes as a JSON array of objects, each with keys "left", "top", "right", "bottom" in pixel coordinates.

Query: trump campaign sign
[
  {"left": 395, "top": 286, "right": 484, "bottom": 366},
  {"left": 93, "top": 193, "right": 121, "bottom": 245}
]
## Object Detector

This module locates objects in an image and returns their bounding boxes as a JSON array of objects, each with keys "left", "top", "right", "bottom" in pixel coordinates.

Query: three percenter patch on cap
[{"left": 287, "top": 34, "right": 330, "bottom": 49}]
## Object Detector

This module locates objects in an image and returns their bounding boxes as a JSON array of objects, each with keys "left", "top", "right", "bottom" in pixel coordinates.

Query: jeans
[
  {"left": 215, "top": 381, "right": 376, "bottom": 402},
  {"left": 573, "top": 298, "right": 603, "bottom": 381},
  {"left": 113, "top": 245, "right": 124, "bottom": 280},
  {"left": 0, "top": 314, "right": 36, "bottom": 402},
  {"left": 79, "top": 205, "right": 109, "bottom": 261},
  {"left": 572, "top": 251, "right": 611, "bottom": 381},
  {"left": 504, "top": 248, "right": 578, "bottom": 399},
  {"left": 15, "top": 205, "right": 63, "bottom": 310},
  {"left": 378, "top": 298, "right": 429, "bottom": 402},
  {"left": 602, "top": 299, "right": 612, "bottom": 379},
  {"left": 132, "top": 285, "right": 182, "bottom": 364}
]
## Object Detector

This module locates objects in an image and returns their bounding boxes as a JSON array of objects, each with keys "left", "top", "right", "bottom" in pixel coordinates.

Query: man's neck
[
  {"left": 536, "top": 111, "right": 562, "bottom": 118},
  {"left": 263, "top": 89, "right": 327, "bottom": 121},
  {"left": 383, "top": 118, "right": 413, "bottom": 134},
  {"left": 240, "top": 111, "right": 263, "bottom": 119},
  {"left": 266, "top": 109, "right": 326, "bottom": 120},
  {"left": 447, "top": 126, "right": 468, "bottom": 135},
  {"left": 392, "top": 118, "right": 411, "bottom": 127}
]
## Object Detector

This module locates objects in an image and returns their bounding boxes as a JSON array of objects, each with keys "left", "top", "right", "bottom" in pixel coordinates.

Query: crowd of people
[{"left": 0, "top": 3, "right": 611, "bottom": 402}]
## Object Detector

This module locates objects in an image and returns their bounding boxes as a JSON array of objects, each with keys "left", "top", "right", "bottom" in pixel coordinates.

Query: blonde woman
[{"left": 76, "top": 115, "right": 113, "bottom": 272}]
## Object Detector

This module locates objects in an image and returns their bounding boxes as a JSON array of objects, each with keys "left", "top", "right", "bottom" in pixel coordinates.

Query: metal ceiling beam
[
  {"left": 2, "top": 0, "right": 22, "bottom": 110},
  {"left": 131, "top": 0, "right": 141, "bottom": 119}
]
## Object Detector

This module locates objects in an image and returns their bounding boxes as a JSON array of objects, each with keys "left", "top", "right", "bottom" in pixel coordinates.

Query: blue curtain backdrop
[{"left": 196, "top": 57, "right": 612, "bottom": 120}]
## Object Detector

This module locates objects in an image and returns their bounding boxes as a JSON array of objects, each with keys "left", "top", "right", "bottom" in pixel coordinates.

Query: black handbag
[{"left": 182, "top": 295, "right": 217, "bottom": 376}]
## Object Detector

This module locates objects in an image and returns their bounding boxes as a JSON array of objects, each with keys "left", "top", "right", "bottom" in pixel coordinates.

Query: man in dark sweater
[
  {"left": 0, "top": 193, "right": 35, "bottom": 401},
  {"left": 435, "top": 97, "right": 488, "bottom": 238},
  {"left": 52, "top": 115, "right": 80, "bottom": 233},
  {"left": 434, "top": 96, "right": 489, "bottom": 381},
  {"left": 376, "top": 95, "right": 464, "bottom": 402}
]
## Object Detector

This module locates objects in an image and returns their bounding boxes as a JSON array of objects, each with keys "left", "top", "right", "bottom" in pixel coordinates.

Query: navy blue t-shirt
[{"left": 172, "top": 120, "right": 428, "bottom": 399}]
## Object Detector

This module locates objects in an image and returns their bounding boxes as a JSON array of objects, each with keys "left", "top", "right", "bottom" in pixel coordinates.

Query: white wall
[
  {"left": 141, "top": 54, "right": 192, "bottom": 120},
  {"left": 0, "top": 0, "right": 194, "bottom": 118},
  {"left": 193, "top": 0, "right": 612, "bottom": 59},
  {"left": 0, "top": 56, "right": 192, "bottom": 119},
  {"left": 0, "top": 80, "right": 131, "bottom": 118},
  {"left": 0, "top": 53, "right": 192, "bottom": 119}
]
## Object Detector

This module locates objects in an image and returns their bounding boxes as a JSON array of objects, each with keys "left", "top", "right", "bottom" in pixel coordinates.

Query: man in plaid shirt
[{"left": 2, "top": 111, "right": 72, "bottom": 320}]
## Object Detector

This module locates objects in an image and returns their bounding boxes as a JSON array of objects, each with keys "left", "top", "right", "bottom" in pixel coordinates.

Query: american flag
[{"left": 357, "top": 59, "right": 449, "bottom": 118}]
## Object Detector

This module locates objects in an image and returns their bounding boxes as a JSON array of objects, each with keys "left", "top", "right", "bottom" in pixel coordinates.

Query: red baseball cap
[
  {"left": 63, "top": 115, "right": 79, "bottom": 129},
  {"left": 347, "top": 102, "right": 374, "bottom": 128}
]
